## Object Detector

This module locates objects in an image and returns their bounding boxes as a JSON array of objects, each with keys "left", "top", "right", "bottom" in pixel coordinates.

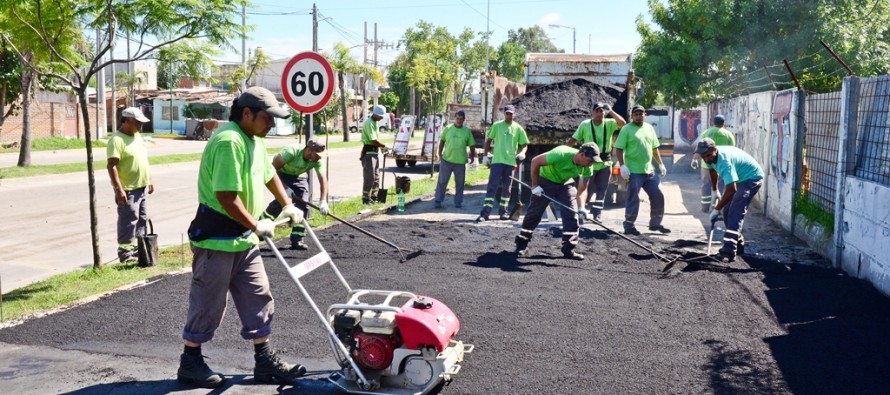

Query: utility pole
[
  {"left": 309, "top": 3, "right": 318, "bottom": 202},
  {"left": 109, "top": 31, "right": 117, "bottom": 133},
  {"left": 485, "top": 0, "right": 490, "bottom": 72},
  {"left": 363, "top": 21, "right": 368, "bottom": 118},
  {"left": 240, "top": 5, "right": 247, "bottom": 92}
]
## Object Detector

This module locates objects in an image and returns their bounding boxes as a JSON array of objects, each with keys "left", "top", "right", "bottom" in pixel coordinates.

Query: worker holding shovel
[
  {"left": 696, "top": 138, "right": 764, "bottom": 262},
  {"left": 514, "top": 143, "right": 602, "bottom": 260},
  {"left": 567, "top": 102, "right": 626, "bottom": 221},
  {"left": 261, "top": 140, "right": 329, "bottom": 250}
]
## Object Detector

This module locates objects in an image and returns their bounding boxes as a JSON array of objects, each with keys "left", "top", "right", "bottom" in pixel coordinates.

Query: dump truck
[{"left": 447, "top": 71, "right": 526, "bottom": 147}]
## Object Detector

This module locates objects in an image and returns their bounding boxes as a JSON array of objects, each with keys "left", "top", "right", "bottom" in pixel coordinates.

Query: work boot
[
  {"left": 624, "top": 227, "right": 641, "bottom": 236},
  {"left": 475, "top": 215, "right": 489, "bottom": 223},
  {"left": 254, "top": 347, "right": 307, "bottom": 384},
  {"left": 434, "top": 201, "right": 443, "bottom": 209},
  {"left": 718, "top": 251, "right": 736, "bottom": 263},
  {"left": 177, "top": 352, "right": 225, "bottom": 388},
  {"left": 561, "top": 245, "right": 584, "bottom": 260},
  {"left": 514, "top": 236, "right": 529, "bottom": 257},
  {"left": 290, "top": 240, "right": 308, "bottom": 250},
  {"left": 737, "top": 240, "right": 746, "bottom": 256},
  {"left": 499, "top": 213, "right": 511, "bottom": 221},
  {"left": 648, "top": 225, "right": 671, "bottom": 234}
]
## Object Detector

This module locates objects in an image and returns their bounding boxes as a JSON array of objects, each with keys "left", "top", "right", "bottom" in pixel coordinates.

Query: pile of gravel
[{"left": 511, "top": 78, "right": 627, "bottom": 133}]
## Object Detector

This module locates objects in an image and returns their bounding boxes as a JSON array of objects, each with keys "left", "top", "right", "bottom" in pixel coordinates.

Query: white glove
[
  {"left": 482, "top": 153, "right": 492, "bottom": 166},
  {"left": 531, "top": 186, "right": 544, "bottom": 196},
  {"left": 711, "top": 190, "right": 721, "bottom": 207},
  {"left": 691, "top": 159, "right": 699, "bottom": 170},
  {"left": 578, "top": 208, "right": 590, "bottom": 221},
  {"left": 602, "top": 104, "right": 611, "bottom": 115},
  {"left": 620, "top": 165, "right": 630, "bottom": 180},
  {"left": 659, "top": 163, "right": 667, "bottom": 177},
  {"left": 279, "top": 203, "right": 304, "bottom": 227},
  {"left": 516, "top": 152, "right": 526, "bottom": 162},
  {"left": 254, "top": 218, "right": 275, "bottom": 238},
  {"left": 318, "top": 200, "right": 330, "bottom": 216},
  {"left": 709, "top": 209, "right": 720, "bottom": 224}
]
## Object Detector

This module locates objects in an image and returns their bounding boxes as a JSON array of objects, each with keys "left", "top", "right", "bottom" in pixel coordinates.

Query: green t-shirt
[
  {"left": 699, "top": 127, "right": 736, "bottom": 169},
  {"left": 106, "top": 131, "right": 150, "bottom": 191},
  {"left": 572, "top": 118, "right": 619, "bottom": 171},
  {"left": 539, "top": 145, "right": 594, "bottom": 184},
  {"left": 715, "top": 146, "right": 764, "bottom": 184},
  {"left": 440, "top": 124, "right": 475, "bottom": 165},
  {"left": 361, "top": 117, "right": 380, "bottom": 155},
  {"left": 192, "top": 122, "right": 274, "bottom": 252},
  {"left": 615, "top": 122, "right": 660, "bottom": 175},
  {"left": 486, "top": 120, "right": 529, "bottom": 166},
  {"left": 278, "top": 144, "right": 324, "bottom": 176}
]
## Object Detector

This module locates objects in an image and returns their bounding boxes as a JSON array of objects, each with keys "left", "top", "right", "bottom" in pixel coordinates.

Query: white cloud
[{"left": 539, "top": 13, "right": 561, "bottom": 28}]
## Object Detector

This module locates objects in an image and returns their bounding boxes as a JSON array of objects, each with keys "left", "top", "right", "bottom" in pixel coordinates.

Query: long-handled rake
[
  {"left": 509, "top": 176, "right": 674, "bottom": 263},
  {"left": 300, "top": 199, "right": 423, "bottom": 262}
]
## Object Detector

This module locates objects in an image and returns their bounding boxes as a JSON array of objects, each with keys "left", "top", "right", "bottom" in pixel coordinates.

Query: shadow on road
[{"left": 463, "top": 251, "right": 566, "bottom": 273}]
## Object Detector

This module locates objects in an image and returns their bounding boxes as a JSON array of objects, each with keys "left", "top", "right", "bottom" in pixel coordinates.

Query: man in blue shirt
[{"left": 696, "top": 138, "right": 765, "bottom": 262}]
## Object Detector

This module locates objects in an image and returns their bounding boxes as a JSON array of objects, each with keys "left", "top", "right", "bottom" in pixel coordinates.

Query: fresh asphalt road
[
  {"left": 0, "top": 135, "right": 435, "bottom": 291},
  {"left": 2, "top": 173, "right": 890, "bottom": 394}
]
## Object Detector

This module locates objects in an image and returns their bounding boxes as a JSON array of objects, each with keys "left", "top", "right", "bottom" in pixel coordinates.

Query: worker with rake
[{"left": 514, "top": 142, "right": 602, "bottom": 260}]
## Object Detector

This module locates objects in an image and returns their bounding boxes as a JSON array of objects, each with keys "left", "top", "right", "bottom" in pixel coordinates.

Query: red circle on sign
[{"left": 280, "top": 51, "right": 335, "bottom": 114}]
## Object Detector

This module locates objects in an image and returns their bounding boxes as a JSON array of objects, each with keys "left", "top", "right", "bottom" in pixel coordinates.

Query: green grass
[
  {"left": 793, "top": 193, "right": 835, "bottom": 232},
  {"left": 0, "top": 137, "right": 107, "bottom": 154},
  {"left": 0, "top": 166, "right": 491, "bottom": 323}
]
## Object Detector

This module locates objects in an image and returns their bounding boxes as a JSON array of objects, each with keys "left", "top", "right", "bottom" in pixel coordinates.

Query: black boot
[
  {"left": 177, "top": 349, "right": 225, "bottom": 388},
  {"left": 561, "top": 244, "right": 584, "bottom": 260},
  {"left": 514, "top": 235, "right": 530, "bottom": 257},
  {"left": 254, "top": 344, "right": 307, "bottom": 384}
]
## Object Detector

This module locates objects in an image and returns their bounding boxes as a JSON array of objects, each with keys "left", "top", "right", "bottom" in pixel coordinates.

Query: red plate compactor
[{"left": 264, "top": 219, "right": 473, "bottom": 394}]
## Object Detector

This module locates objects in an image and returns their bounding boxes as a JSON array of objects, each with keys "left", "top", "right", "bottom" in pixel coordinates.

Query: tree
[
  {"left": 1, "top": 0, "right": 246, "bottom": 268},
  {"left": 0, "top": 43, "right": 23, "bottom": 140},
  {"left": 492, "top": 26, "right": 562, "bottom": 83},
  {"left": 157, "top": 40, "right": 219, "bottom": 89},
  {"left": 324, "top": 42, "right": 367, "bottom": 142},
  {"left": 378, "top": 91, "right": 399, "bottom": 115},
  {"left": 224, "top": 46, "right": 271, "bottom": 93},
  {"left": 508, "top": 26, "right": 561, "bottom": 53},
  {"left": 455, "top": 29, "right": 493, "bottom": 103},
  {"left": 634, "top": 0, "right": 890, "bottom": 108}
]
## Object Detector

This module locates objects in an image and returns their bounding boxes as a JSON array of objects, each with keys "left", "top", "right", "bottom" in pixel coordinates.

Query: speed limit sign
[{"left": 280, "top": 51, "right": 335, "bottom": 114}]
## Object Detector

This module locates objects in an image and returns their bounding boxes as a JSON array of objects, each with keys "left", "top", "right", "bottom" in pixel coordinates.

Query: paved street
[
  {"left": 1, "top": 172, "right": 889, "bottom": 394},
  {"left": 0, "top": 135, "right": 434, "bottom": 291}
]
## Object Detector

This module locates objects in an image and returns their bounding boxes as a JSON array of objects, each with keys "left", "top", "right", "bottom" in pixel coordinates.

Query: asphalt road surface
[
  {"left": 0, "top": 137, "right": 434, "bottom": 291},
  {"left": 2, "top": 176, "right": 890, "bottom": 394}
]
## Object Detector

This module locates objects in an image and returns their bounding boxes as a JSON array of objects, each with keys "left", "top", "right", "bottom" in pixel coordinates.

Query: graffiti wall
[
  {"left": 677, "top": 110, "right": 702, "bottom": 146},
  {"left": 764, "top": 90, "right": 801, "bottom": 230}
]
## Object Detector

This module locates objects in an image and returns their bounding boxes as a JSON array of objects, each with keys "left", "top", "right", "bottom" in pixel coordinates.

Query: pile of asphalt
[
  {"left": 511, "top": 78, "right": 628, "bottom": 132},
  {"left": 2, "top": 218, "right": 889, "bottom": 394}
]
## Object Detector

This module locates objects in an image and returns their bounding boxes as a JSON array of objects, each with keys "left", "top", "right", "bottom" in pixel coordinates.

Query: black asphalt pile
[
  {"left": 2, "top": 218, "right": 890, "bottom": 394},
  {"left": 511, "top": 78, "right": 627, "bottom": 133}
]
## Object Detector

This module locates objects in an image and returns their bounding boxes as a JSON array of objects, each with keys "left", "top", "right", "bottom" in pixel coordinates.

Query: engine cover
[
  {"left": 396, "top": 296, "right": 461, "bottom": 352},
  {"left": 353, "top": 332, "right": 400, "bottom": 371}
]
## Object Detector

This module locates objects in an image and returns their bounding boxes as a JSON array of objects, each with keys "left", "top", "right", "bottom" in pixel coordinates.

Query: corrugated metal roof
[{"left": 525, "top": 53, "right": 632, "bottom": 63}]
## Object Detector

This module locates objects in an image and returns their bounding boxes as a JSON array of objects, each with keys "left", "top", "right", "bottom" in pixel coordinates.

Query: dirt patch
[{"left": 510, "top": 78, "right": 628, "bottom": 133}]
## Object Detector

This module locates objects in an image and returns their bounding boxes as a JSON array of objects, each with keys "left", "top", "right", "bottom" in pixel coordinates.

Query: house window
[{"left": 161, "top": 105, "right": 180, "bottom": 121}]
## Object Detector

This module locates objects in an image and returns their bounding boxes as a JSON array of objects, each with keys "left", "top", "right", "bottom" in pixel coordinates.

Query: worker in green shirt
[
  {"left": 179, "top": 87, "right": 306, "bottom": 389},
  {"left": 477, "top": 104, "right": 529, "bottom": 222},
  {"left": 567, "top": 102, "right": 627, "bottom": 221},
  {"left": 514, "top": 143, "right": 602, "bottom": 260},
  {"left": 690, "top": 114, "right": 736, "bottom": 212},
  {"left": 361, "top": 105, "right": 388, "bottom": 204},
  {"left": 434, "top": 110, "right": 477, "bottom": 209},
  {"left": 615, "top": 105, "right": 670, "bottom": 236},
  {"left": 107, "top": 107, "right": 153, "bottom": 264}
]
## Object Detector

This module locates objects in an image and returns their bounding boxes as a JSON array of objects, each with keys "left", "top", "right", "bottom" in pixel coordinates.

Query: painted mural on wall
[
  {"left": 678, "top": 110, "right": 702, "bottom": 144},
  {"left": 771, "top": 91, "right": 793, "bottom": 191}
]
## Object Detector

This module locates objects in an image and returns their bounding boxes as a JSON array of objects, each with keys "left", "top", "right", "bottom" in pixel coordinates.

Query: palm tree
[{"left": 324, "top": 43, "right": 382, "bottom": 142}]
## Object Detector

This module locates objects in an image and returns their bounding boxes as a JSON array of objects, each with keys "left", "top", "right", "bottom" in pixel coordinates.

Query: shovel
[
  {"left": 376, "top": 151, "right": 388, "bottom": 203},
  {"left": 508, "top": 163, "right": 524, "bottom": 221},
  {"left": 706, "top": 214, "right": 721, "bottom": 256}
]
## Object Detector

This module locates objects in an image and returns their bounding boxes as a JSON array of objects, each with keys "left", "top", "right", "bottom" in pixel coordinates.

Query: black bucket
[
  {"left": 137, "top": 220, "right": 159, "bottom": 267},
  {"left": 395, "top": 176, "right": 411, "bottom": 194}
]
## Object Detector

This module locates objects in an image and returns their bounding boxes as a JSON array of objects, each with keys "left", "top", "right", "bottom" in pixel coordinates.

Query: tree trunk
[
  {"left": 16, "top": 61, "right": 34, "bottom": 167},
  {"left": 77, "top": 87, "right": 103, "bottom": 268},
  {"left": 339, "top": 73, "right": 349, "bottom": 142}
]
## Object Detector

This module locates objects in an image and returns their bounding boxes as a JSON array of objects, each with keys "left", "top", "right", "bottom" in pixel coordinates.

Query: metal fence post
[{"left": 833, "top": 77, "right": 860, "bottom": 268}]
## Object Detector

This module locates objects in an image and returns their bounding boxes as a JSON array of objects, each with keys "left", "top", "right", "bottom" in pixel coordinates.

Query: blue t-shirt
[{"left": 715, "top": 146, "right": 764, "bottom": 184}]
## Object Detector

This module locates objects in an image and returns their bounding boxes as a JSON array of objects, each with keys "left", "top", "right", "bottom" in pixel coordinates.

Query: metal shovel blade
[{"left": 706, "top": 223, "right": 716, "bottom": 256}]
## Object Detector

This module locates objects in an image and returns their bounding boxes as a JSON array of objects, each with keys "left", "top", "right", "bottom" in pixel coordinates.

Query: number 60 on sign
[{"left": 280, "top": 51, "right": 335, "bottom": 114}]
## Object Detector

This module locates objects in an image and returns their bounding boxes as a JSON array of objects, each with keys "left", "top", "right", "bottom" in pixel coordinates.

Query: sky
[{"left": 221, "top": 0, "right": 653, "bottom": 67}]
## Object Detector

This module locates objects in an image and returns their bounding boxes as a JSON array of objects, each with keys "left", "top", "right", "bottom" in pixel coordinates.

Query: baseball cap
[
  {"left": 236, "top": 87, "right": 289, "bottom": 118},
  {"left": 306, "top": 140, "right": 327, "bottom": 157},
  {"left": 592, "top": 102, "right": 608, "bottom": 111},
  {"left": 631, "top": 105, "right": 646, "bottom": 113},
  {"left": 695, "top": 138, "right": 716, "bottom": 155},
  {"left": 578, "top": 142, "right": 604, "bottom": 162},
  {"left": 121, "top": 107, "right": 150, "bottom": 123},
  {"left": 713, "top": 114, "right": 726, "bottom": 123},
  {"left": 504, "top": 104, "right": 516, "bottom": 114},
  {"left": 372, "top": 104, "right": 386, "bottom": 116}
]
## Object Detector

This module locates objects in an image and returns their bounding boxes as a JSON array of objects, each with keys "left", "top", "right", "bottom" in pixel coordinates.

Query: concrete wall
[{"left": 838, "top": 177, "right": 890, "bottom": 294}]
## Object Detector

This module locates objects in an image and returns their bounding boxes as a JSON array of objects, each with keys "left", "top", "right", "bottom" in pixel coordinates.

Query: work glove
[
  {"left": 516, "top": 152, "right": 526, "bottom": 162},
  {"left": 578, "top": 208, "right": 590, "bottom": 221},
  {"left": 531, "top": 186, "right": 544, "bottom": 197},
  {"left": 659, "top": 163, "right": 667, "bottom": 177},
  {"left": 711, "top": 189, "right": 722, "bottom": 207},
  {"left": 318, "top": 200, "right": 330, "bottom": 216},
  {"left": 483, "top": 153, "right": 493, "bottom": 167},
  {"left": 709, "top": 209, "right": 720, "bottom": 224},
  {"left": 602, "top": 104, "right": 611, "bottom": 115},
  {"left": 620, "top": 164, "right": 630, "bottom": 180},
  {"left": 254, "top": 218, "right": 275, "bottom": 238},
  {"left": 691, "top": 159, "right": 699, "bottom": 170},
  {"left": 278, "top": 203, "right": 305, "bottom": 227}
]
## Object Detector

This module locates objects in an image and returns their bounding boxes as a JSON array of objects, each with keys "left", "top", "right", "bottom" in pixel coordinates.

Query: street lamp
[{"left": 548, "top": 24, "right": 576, "bottom": 54}]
